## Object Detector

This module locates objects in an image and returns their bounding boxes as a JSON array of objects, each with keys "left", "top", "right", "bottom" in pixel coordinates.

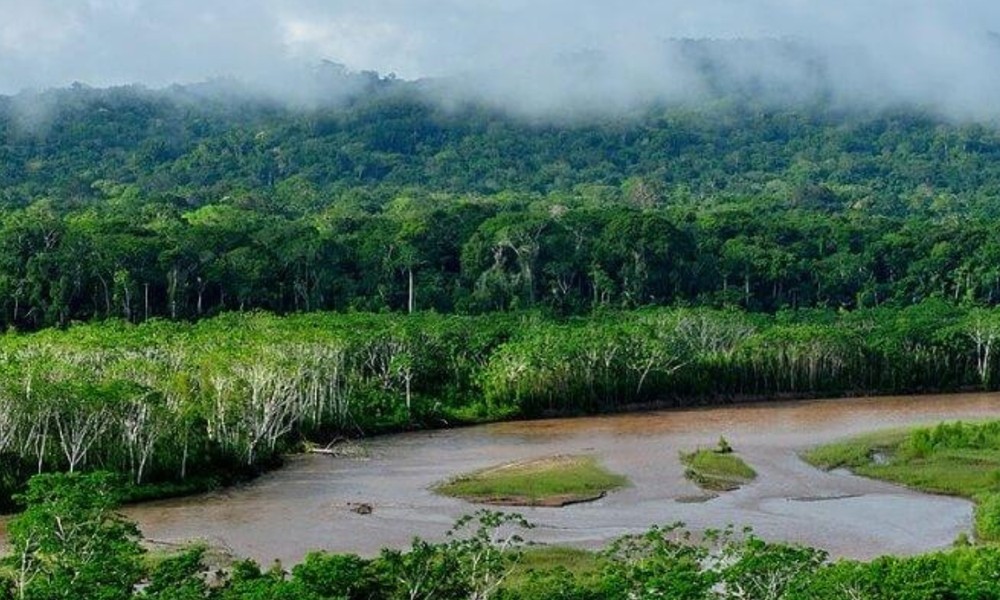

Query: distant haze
[{"left": 2, "top": 1, "right": 1000, "bottom": 118}]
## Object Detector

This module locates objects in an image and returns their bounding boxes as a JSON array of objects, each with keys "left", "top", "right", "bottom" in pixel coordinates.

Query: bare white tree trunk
[
  {"left": 969, "top": 314, "right": 999, "bottom": 388},
  {"left": 0, "top": 395, "right": 18, "bottom": 455},
  {"left": 54, "top": 403, "right": 109, "bottom": 473},
  {"left": 121, "top": 398, "right": 161, "bottom": 484},
  {"left": 14, "top": 531, "right": 39, "bottom": 600},
  {"left": 20, "top": 416, "right": 50, "bottom": 474},
  {"left": 408, "top": 267, "right": 415, "bottom": 314},
  {"left": 227, "top": 361, "right": 302, "bottom": 465}
]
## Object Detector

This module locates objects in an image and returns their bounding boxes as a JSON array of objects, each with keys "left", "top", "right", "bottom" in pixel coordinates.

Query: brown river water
[{"left": 8, "top": 393, "right": 1000, "bottom": 564}]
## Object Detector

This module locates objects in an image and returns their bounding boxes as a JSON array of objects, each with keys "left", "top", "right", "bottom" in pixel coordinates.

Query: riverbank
[
  {"left": 3, "top": 392, "right": 998, "bottom": 564},
  {"left": 8, "top": 386, "right": 974, "bottom": 514},
  {"left": 10, "top": 475, "right": 1000, "bottom": 600},
  {"left": 2, "top": 303, "right": 1000, "bottom": 509},
  {"left": 803, "top": 420, "right": 1000, "bottom": 541}
]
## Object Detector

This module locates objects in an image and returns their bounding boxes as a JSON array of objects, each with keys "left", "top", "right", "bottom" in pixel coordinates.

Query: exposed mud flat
[
  {"left": 461, "top": 491, "right": 608, "bottom": 508},
  {"left": 94, "top": 393, "right": 1000, "bottom": 564}
]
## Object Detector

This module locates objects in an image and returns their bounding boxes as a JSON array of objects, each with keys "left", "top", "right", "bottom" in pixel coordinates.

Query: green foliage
[
  {"left": 446, "top": 511, "right": 534, "bottom": 600},
  {"left": 10, "top": 79, "right": 1000, "bottom": 593},
  {"left": 507, "top": 547, "right": 599, "bottom": 582},
  {"left": 364, "top": 510, "right": 533, "bottom": 600},
  {"left": 139, "top": 547, "right": 214, "bottom": 600},
  {"left": 783, "top": 547, "right": 1000, "bottom": 600},
  {"left": 2, "top": 472, "right": 143, "bottom": 600},
  {"left": 716, "top": 535, "right": 827, "bottom": 599},
  {"left": 498, "top": 568, "right": 602, "bottom": 600},
  {"left": 6, "top": 86, "right": 1000, "bottom": 329},
  {"left": 0, "top": 304, "right": 999, "bottom": 507},
  {"left": 598, "top": 524, "right": 715, "bottom": 600},
  {"left": 219, "top": 560, "right": 321, "bottom": 600},
  {"left": 291, "top": 553, "right": 377, "bottom": 600},
  {"left": 902, "top": 421, "right": 1000, "bottom": 456},
  {"left": 6, "top": 476, "right": 1000, "bottom": 600},
  {"left": 975, "top": 494, "right": 1000, "bottom": 542},
  {"left": 680, "top": 448, "right": 757, "bottom": 492},
  {"left": 435, "top": 455, "right": 627, "bottom": 506}
]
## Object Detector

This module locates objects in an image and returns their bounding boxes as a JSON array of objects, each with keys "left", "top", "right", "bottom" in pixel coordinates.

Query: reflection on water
[{"left": 33, "top": 394, "right": 1000, "bottom": 564}]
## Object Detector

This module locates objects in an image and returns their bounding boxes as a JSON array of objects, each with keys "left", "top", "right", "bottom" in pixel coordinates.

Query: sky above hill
[{"left": 2, "top": 1, "right": 999, "bottom": 117}]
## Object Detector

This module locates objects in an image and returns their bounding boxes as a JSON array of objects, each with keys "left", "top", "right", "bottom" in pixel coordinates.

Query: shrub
[{"left": 975, "top": 493, "right": 1000, "bottom": 541}]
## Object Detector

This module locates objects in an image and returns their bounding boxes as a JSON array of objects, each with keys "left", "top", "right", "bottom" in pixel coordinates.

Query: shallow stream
[{"left": 120, "top": 392, "right": 1000, "bottom": 564}]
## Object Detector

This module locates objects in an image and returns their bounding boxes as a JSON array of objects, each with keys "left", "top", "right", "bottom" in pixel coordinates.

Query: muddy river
[{"left": 109, "top": 392, "right": 1000, "bottom": 565}]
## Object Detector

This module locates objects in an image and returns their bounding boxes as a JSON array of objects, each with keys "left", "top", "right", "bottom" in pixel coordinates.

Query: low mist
[{"left": 2, "top": 0, "right": 1000, "bottom": 119}]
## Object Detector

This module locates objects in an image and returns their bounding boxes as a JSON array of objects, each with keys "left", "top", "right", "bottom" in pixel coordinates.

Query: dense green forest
[
  {"left": 4, "top": 63, "right": 1000, "bottom": 600},
  {"left": 3, "top": 76, "right": 1000, "bottom": 500},
  {"left": 3, "top": 472, "right": 1000, "bottom": 600},
  {"left": 1, "top": 303, "right": 999, "bottom": 507},
  {"left": 4, "top": 80, "right": 1000, "bottom": 328}
]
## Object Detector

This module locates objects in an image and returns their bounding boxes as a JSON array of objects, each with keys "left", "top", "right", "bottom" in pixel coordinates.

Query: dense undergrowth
[
  {"left": 1, "top": 301, "right": 1000, "bottom": 508},
  {"left": 5, "top": 68, "right": 1000, "bottom": 598}
]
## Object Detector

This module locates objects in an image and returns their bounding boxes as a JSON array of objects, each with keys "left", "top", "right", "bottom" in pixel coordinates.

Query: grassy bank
[
  {"left": 434, "top": 455, "right": 627, "bottom": 506},
  {"left": 803, "top": 421, "right": 1000, "bottom": 541}
]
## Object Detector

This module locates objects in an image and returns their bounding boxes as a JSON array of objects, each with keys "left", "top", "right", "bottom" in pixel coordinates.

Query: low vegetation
[
  {"left": 434, "top": 455, "right": 627, "bottom": 507},
  {"left": 681, "top": 439, "right": 757, "bottom": 492},
  {"left": 503, "top": 546, "right": 601, "bottom": 594},
  {"left": 804, "top": 420, "right": 1000, "bottom": 541}
]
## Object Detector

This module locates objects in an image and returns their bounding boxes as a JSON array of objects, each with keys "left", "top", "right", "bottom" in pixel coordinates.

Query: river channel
[{"left": 119, "top": 392, "right": 1000, "bottom": 565}]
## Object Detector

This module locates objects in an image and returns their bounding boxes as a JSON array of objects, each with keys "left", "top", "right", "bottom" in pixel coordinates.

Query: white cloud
[
  {"left": 279, "top": 15, "right": 422, "bottom": 77},
  {"left": 0, "top": 0, "right": 998, "bottom": 117},
  {"left": 0, "top": 3, "right": 80, "bottom": 55}
]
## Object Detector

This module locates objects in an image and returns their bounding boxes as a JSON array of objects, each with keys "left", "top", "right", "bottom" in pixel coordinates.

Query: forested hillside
[
  {"left": 5, "top": 53, "right": 1000, "bottom": 600},
  {"left": 3, "top": 78, "right": 1000, "bottom": 329}
]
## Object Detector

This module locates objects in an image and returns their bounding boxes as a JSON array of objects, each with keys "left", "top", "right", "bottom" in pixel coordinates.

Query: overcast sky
[{"left": 2, "top": 1, "right": 999, "bottom": 116}]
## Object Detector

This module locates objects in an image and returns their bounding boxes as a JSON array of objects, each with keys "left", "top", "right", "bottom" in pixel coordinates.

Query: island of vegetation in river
[
  {"left": 434, "top": 455, "right": 627, "bottom": 507},
  {"left": 681, "top": 439, "right": 757, "bottom": 492}
]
